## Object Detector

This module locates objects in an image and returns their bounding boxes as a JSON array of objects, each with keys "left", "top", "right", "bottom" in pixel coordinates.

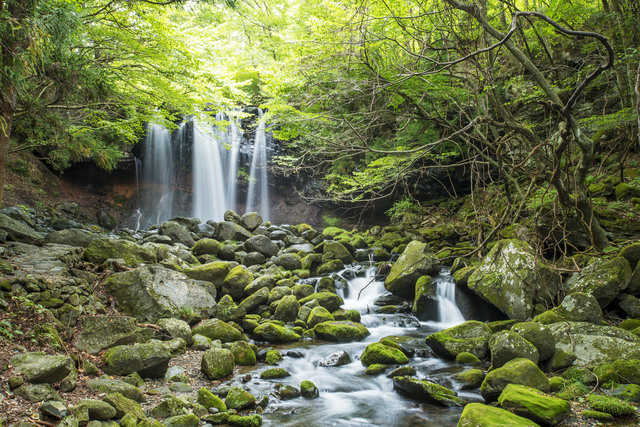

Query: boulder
[
  {"left": 565, "top": 257, "right": 632, "bottom": 307},
  {"left": 260, "top": 368, "right": 291, "bottom": 379},
  {"left": 425, "top": 320, "right": 493, "bottom": 360},
  {"left": 105, "top": 266, "right": 216, "bottom": 323},
  {"left": 96, "top": 211, "right": 117, "bottom": 230},
  {"left": 159, "top": 221, "right": 195, "bottom": 247},
  {"left": 393, "top": 376, "right": 463, "bottom": 407},
  {"left": 103, "top": 343, "right": 171, "bottom": 378},
  {"left": 314, "top": 321, "right": 370, "bottom": 342},
  {"left": 72, "top": 399, "right": 117, "bottom": 421},
  {"left": 192, "top": 319, "right": 242, "bottom": 343},
  {"left": 212, "top": 295, "right": 246, "bottom": 323},
  {"left": 298, "top": 292, "right": 344, "bottom": 312},
  {"left": 533, "top": 292, "right": 602, "bottom": 325},
  {"left": 481, "top": 358, "right": 550, "bottom": 401},
  {"left": 197, "top": 387, "right": 227, "bottom": 413},
  {"left": 0, "top": 213, "right": 44, "bottom": 245},
  {"left": 593, "top": 359, "right": 640, "bottom": 385},
  {"left": 201, "top": 348, "right": 235, "bottom": 380},
  {"left": 384, "top": 241, "right": 442, "bottom": 297},
  {"left": 360, "top": 342, "right": 408, "bottom": 366},
  {"left": 307, "top": 306, "right": 335, "bottom": 328},
  {"left": 75, "top": 316, "right": 138, "bottom": 355},
  {"left": 45, "top": 229, "right": 97, "bottom": 248},
  {"left": 216, "top": 221, "right": 251, "bottom": 242},
  {"left": 87, "top": 379, "right": 144, "bottom": 402},
  {"left": 489, "top": 330, "right": 539, "bottom": 368},
  {"left": 238, "top": 286, "right": 270, "bottom": 313},
  {"left": 222, "top": 266, "right": 254, "bottom": 300},
  {"left": 103, "top": 392, "right": 145, "bottom": 420},
  {"left": 467, "top": 239, "right": 560, "bottom": 321},
  {"left": 412, "top": 275, "right": 438, "bottom": 321},
  {"left": 318, "top": 351, "right": 352, "bottom": 367},
  {"left": 13, "top": 384, "right": 62, "bottom": 402},
  {"left": 511, "top": 322, "right": 555, "bottom": 361},
  {"left": 11, "top": 352, "right": 74, "bottom": 384},
  {"left": 458, "top": 403, "right": 542, "bottom": 427},
  {"left": 225, "top": 387, "right": 255, "bottom": 410},
  {"left": 275, "top": 253, "right": 302, "bottom": 271},
  {"left": 549, "top": 321, "right": 640, "bottom": 367},
  {"left": 451, "top": 368, "right": 485, "bottom": 390},
  {"left": 244, "top": 275, "right": 276, "bottom": 296},
  {"left": 619, "top": 243, "right": 640, "bottom": 272},
  {"left": 230, "top": 341, "right": 256, "bottom": 366},
  {"left": 191, "top": 239, "right": 220, "bottom": 256},
  {"left": 253, "top": 322, "right": 301, "bottom": 342},
  {"left": 616, "top": 293, "right": 640, "bottom": 318},
  {"left": 273, "top": 295, "right": 300, "bottom": 322},
  {"left": 300, "top": 380, "right": 319, "bottom": 398},
  {"left": 498, "top": 384, "right": 571, "bottom": 426},
  {"left": 156, "top": 318, "right": 194, "bottom": 346},
  {"left": 240, "top": 213, "right": 263, "bottom": 232},
  {"left": 244, "top": 234, "right": 279, "bottom": 258},
  {"left": 182, "top": 262, "right": 231, "bottom": 289},
  {"left": 84, "top": 238, "right": 156, "bottom": 266},
  {"left": 323, "top": 241, "right": 355, "bottom": 264}
]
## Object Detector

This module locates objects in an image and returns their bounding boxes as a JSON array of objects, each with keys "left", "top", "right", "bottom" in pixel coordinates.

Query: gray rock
[
  {"left": 103, "top": 343, "right": 172, "bottom": 378},
  {"left": 426, "top": 321, "right": 493, "bottom": 360},
  {"left": 273, "top": 295, "right": 300, "bottom": 322},
  {"left": 216, "top": 221, "right": 251, "bottom": 242},
  {"left": 384, "top": 241, "right": 441, "bottom": 297},
  {"left": 96, "top": 211, "right": 117, "bottom": 230},
  {"left": 0, "top": 213, "right": 44, "bottom": 245},
  {"left": 617, "top": 293, "right": 640, "bottom": 318},
  {"left": 194, "top": 223, "right": 216, "bottom": 238},
  {"left": 533, "top": 292, "right": 602, "bottom": 325},
  {"left": 565, "top": 257, "right": 632, "bottom": 308},
  {"left": 393, "top": 376, "right": 463, "bottom": 406},
  {"left": 45, "top": 229, "right": 97, "bottom": 248},
  {"left": 84, "top": 238, "right": 156, "bottom": 266},
  {"left": 159, "top": 221, "right": 195, "bottom": 248},
  {"left": 511, "top": 322, "right": 555, "bottom": 361},
  {"left": 75, "top": 316, "right": 138, "bottom": 355},
  {"left": 39, "top": 401, "right": 68, "bottom": 419},
  {"left": 86, "top": 379, "right": 144, "bottom": 402},
  {"left": 14, "top": 384, "right": 62, "bottom": 402},
  {"left": 238, "top": 287, "right": 270, "bottom": 314},
  {"left": 244, "top": 235, "right": 279, "bottom": 258},
  {"left": 192, "top": 334, "right": 212, "bottom": 351},
  {"left": 105, "top": 266, "right": 216, "bottom": 323},
  {"left": 224, "top": 210, "right": 242, "bottom": 223},
  {"left": 156, "top": 318, "right": 194, "bottom": 346},
  {"left": 275, "top": 253, "right": 302, "bottom": 271},
  {"left": 11, "top": 352, "right": 74, "bottom": 384},
  {"left": 240, "top": 212, "right": 263, "bottom": 231},
  {"left": 318, "top": 351, "right": 352, "bottom": 367},
  {"left": 489, "top": 330, "right": 539, "bottom": 368},
  {"left": 201, "top": 348, "right": 235, "bottom": 380}
]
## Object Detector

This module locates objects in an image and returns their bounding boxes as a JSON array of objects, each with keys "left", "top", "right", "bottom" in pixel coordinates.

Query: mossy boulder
[
  {"left": 260, "top": 368, "right": 291, "bottom": 379},
  {"left": 273, "top": 295, "right": 300, "bottom": 322},
  {"left": 105, "top": 266, "right": 217, "bottom": 323},
  {"left": 412, "top": 275, "right": 438, "bottom": 321},
  {"left": 392, "top": 376, "right": 463, "bottom": 407},
  {"left": 323, "top": 241, "right": 355, "bottom": 264},
  {"left": 163, "top": 414, "right": 199, "bottom": 427},
  {"left": 452, "top": 368, "right": 485, "bottom": 390},
  {"left": 300, "top": 380, "right": 319, "bottom": 398},
  {"left": 314, "top": 321, "right": 370, "bottom": 342},
  {"left": 586, "top": 394, "right": 637, "bottom": 416},
  {"left": 87, "top": 379, "right": 144, "bottom": 402},
  {"left": 182, "top": 262, "right": 232, "bottom": 289},
  {"left": 456, "top": 352, "right": 481, "bottom": 364},
  {"left": 239, "top": 287, "right": 270, "bottom": 314},
  {"left": 192, "top": 319, "right": 242, "bottom": 343},
  {"left": 298, "top": 292, "right": 344, "bottom": 312},
  {"left": 467, "top": 240, "right": 560, "bottom": 321},
  {"left": 103, "top": 343, "right": 171, "bottom": 378},
  {"left": 230, "top": 340, "right": 256, "bottom": 366},
  {"left": 222, "top": 266, "right": 254, "bottom": 301},
  {"left": 10, "top": 352, "right": 75, "bottom": 384},
  {"left": 533, "top": 292, "right": 602, "bottom": 325},
  {"left": 497, "top": 384, "right": 570, "bottom": 426},
  {"left": 275, "top": 253, "right": 302, "bottom": 271},
  {"left": 457, "top": 402, "right": 541, "bottom": 427},
  {"left": 156, "top": 318, "right": 194, "bottom": 346},
  {"left": 360, "top": 342, "right": 409, "bottom": 366},
  {"left": 489, "top": 330, "right": 539, "bottom": 369},
  {"left": 317, "top": 259, "right": 344, "bottom": 275},
  {"left": 103, "top": 393, "right": 145, "bottom": 420},
  {"left": 149, "top": 395, "right": 190, "bottom": 418},
  {"left": 512, "top": 322, "right": 555, "bottom": 361},
  {"left": 71, "top": 399, "right": 117, "bottom": 421},
  {"left": 307, "top": 306, "right": 335, "bottom": 328},
  {"left": 593, "top": 359, "right": 640, "bottom": 385},
  {"left": 425, "top": 320, "right": 493, "bottom": 360},
  {"left": 548, "top": 322, "right": 640, "bottom": 367},
  {"left": 192, "top": 238, "right": 220, "bottom": 256},
  {"left": 225, "top": 387, "right": 255, "bottom": 410},
  {"left": 252, "top": 322, "right": 301, "bottom": 342},
  {"left": 607, "top": 383, "right": 640, "bottom": 403},
  {"left": 201, "top": 348, "right": 235, "bottom": 380},
  {"left": 565, "top": 257, "right": 632, "bottom": 308},
  {"left": 384, "top": 241, "right": 442, "bottom": 297},
  {"left": 265, "top": 349, "right": 283, "bottom": 365},
  {"left": 84, "top": 238, "right": 157, "bottom": 266},
  {"left": 480, "top": 358, "right": 549, "bottom": 402},
  {"left": 197, "top": 387, "right": 227, "bottom": 413}
]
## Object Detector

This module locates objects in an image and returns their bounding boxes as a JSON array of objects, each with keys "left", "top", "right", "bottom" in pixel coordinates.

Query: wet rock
[
  {"left": 361, "top": 342, "right": 408, "bottom": 366},
  {"left": 451, "top": 368, "right": 484, "bottom": 390},
  {"left": 105, "top": 266, "right": 216, "bottom": 323},
  {"left": 253, "top": 322, "right": 301, "bottom": 342},
  {"left": 300, "top": 380, "right": 319, "bottom": 398},
  {"left": 11, "top": 352, "right": 75, "bottom": 384},
  {"left": 318, "top": 351, "right": 352, "bottom": 367},
  {"left": 481, "top": 358, "right": 549, "bottom": 402},
  {"left": 87, "top": 379, "right": 144, "bottom": 402},
  {"left": 425, "top": 320, "right": 493, "bottom": 360},
  {"left": 498, "top": 384, "right": 571, "bottom": 426},
  {"left": 75, "top": 316, "right": 138, "bottom": 355},
  {"left": 103, "top": 343, "right": 171, "bottom": 378},
  {"left": 384, "top": 241, "right": 441, "bottom": 297},
  {"left": 307, "top": 306, "right": 335, "bottom": 328},
  {"left": 201, "top": 348, "right": 235, "bottom": 380},
  {"left": 225, "top": 387, "right": 255, "bottom": 410},
  {"left": 314, "top": 321, "right": 370, "bottom": 342},
  {"left": 197, "top": 387, "right": 227, "bottom": 413},
  {"left": 85, "top": 238, "right": 156, "bottom": 266},
  {"left": 276, "top": 384, "right": 301, "bottom": 400},
  {"left": 192, "top": 318, "right": 242, "bottom": 343},
  {"left": 298, "top": 292, "right": 344, "bottom": 312},
  {"left": 260, "top": 368, "right": 291, "bottom": 379},
  {"left": 467, "top": 239, "right": 560, "bottom": 321},
  {"left": 163, "top": 414, "right": 199, "bottom": 427},
  {"left": 393, "top": 376, "right": 463, "bottom": 407}
]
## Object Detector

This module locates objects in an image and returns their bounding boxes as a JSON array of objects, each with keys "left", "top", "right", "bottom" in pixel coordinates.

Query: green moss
[
  {"left": 365, "top": 364, "right": 387, "bottom": 375},
  {"left": 620, "top": 319, "right": 640, "bottom": 331},
  {"left": 549, "top": 376, "right": 564, "bottom": 392},
  {"left": 455, "top": 352, "right": 481, "bottom": 364},
  {"left": 323, "top": 227, "right": 347, "bottom": 239},
  {"left": 498, "top": 384, "right": 571, "bottom": 425},
  {"left": 554, "top": 382, "right": 590, "bottom": 400},
  {"left": 300, "top": 380, "right": 319, "bottom": 398},
  {"left": 586, "top": 394, "right": 637, "bottom": 416},
  {"left": 197, "top": 387, "right": 227, "bottom": 413},
  {"left": 265, "top": 349, "right": 282, "bottom": 365},
  {"left": 459, "top": 403, "right": 542, "bottom": 426},
  {"left": 225, "top": 387, "right": 256, "bottom": 411},
  {"left": 260, "top": 368, "right": 291, "bottom": 379},
  {"left": 360, "top": 342, "right": 408, "bottom": 366},
  {"left": 580, "top": 410, "right": 614, "bottom": 421},
  {"left": 314, "top": 321, "right": 370, "bottom": 342}
]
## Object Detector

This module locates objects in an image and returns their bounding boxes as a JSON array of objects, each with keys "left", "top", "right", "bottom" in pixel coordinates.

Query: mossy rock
[
  {"left": 580, "top": 410, "right": 614, "bottom": 421},
  {"left": 455, "top": 352, "right": 481, "bottom": 364},
  {"left": 225, "top": 387, "right": 255, "bottom": 410},
  {"left": 103, "top": 392, "right": 146, "bottom": 420},
  {"left": 253, "top": 322, "right": 301, "bottom": 343},
  {"left": 365, "top": 364, "right": 387, "bottom": 375},
  {"left": 481, "top": 358, "right": 550, "bottom": 402},
  {"left": 231, "top": 341, "right": 256, "bottom": 366},
  {"left": 314, "top": 321, "right": 370, "bottom": 342},
  {"left": 497, "top": 384, "right": 571, "bottom": 425},
  {"left": 317, "top": 259, "right": 345, "bottom": 275},
  {"left": 489, "top": 330, "right": 539, "bottom": 369},
  {"left": 607, "top": 383, "right": 640, "bottom": 403},
  {"left": 360, "top": 342, "right": 408, "bottom": 366},
  {"left": 182, "top": 262, "right": 232, "bottom": 289},
  {"left": 298, "top": 292, "right": 344, "bottom": 312},
  {"left": 260, "top": 368, "right": 291, "bottom": 379},
  {"left": 620, "top": 318, "right": 640, "bottom": 331},
  {"left": 384, "top": 241, "right": 441, "bottom": 297},
  {"left": 192, "top": 319, "right": 242, "bottom": 343},
  {"left": 265, "top": 349, "right": 282, "bottom": 365},
  {"left": 201, "top": 348, "right": 235, "bottom": 380},
  {"left": 307, "top": 306, "right": 335, "bottom": 328},
  {"left": 331, "top": 308, "right": 361, "bottom": 323},
  {"left": 84, "top": 238, "right": 156, "bottom": 266},
  {"left": 457, "top": 402, "right": 542, "bottom": 427},
  {"left": 486, "top": 319, "right": 519, "bottom": 334},
  {"left": 300, "top": 380, "right": 319, "bottom": 398},
  {"left": 323, "top": 227, "right": 347, "bottom": 239},
  {"left": 512, "top": 322, "right": 555, "bottom": 361},
  {"left": 425, "top": 320, "right": 493, "bottom": 360},
  {"left": 451, "top": 368, "right": 485, "bottom": 390},
  {"left": 392, "top": 376, "right": 463, "bottom": 407},
  {"left": 586, "top": 394, "right": 637, "bottom": 416},
  {"left": 565, "top": 257, "right": 632, "bottom": 308},
  {"left": 533, "top": 292, "right": 602, "bottom": 325},
  {"left": 86, "top": 379, "right": 144, "bottom": 402},
  {"left": 196, "top": 387, "right": 227, "bottom": 413},
  {"left": 593, "top": 359, "right": 640, "bottom": 385},
  {"left": 102, "top": 343, "right": 171, "bottom": 378}
]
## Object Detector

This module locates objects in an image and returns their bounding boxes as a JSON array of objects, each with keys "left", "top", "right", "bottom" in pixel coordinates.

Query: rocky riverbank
[{"left": 1, "top": 205, "right": 640, "bottom": 426}]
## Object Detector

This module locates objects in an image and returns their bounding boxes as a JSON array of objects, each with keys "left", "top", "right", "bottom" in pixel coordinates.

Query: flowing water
[
  {"left": 246, "top": 108, "right": 270, "bottom": 220},
  {"left": 242, "top": 268, "right": 485, "bottom": 427},
  {"left": 192, "top": 118, "right": 228, "bottom": 222},
  {"left": 141, "top": 124, "right": 175, "bottom": 224}
]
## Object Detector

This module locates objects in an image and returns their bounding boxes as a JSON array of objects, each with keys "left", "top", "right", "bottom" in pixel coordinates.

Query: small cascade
[
  {"left": 246, "top": 108, "right": 270, "bottom": 219},
  {"left": 192, "top": 119, "right": 228, "bottom": 222},
  {"left": 435, "top": 270, "right": 465, "bottom": 325},
  {"left": 224, "top": 113, "right": 243, "bottom": 212},
  {"left": 141, "top": 124, "right": 175, "bottom": 225}
]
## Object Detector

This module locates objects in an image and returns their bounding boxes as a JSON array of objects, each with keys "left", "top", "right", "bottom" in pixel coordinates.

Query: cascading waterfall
[
  {"left": 435, "top": 270, "right": 465, "bottom": 325},
  {"left": 246, "top": 108, "right": 270, "bottom": 220},
  {"left": 192, "top": 119, "right": 228, "bottom": 222},
  {"left": 224, "top": 113, "right": 243, "bottom": 212},
  {"left": 142, "top": 124, "right": 175, "bottom": 225}
]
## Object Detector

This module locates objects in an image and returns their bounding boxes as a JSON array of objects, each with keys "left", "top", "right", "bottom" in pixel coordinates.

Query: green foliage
[
  {"left": 586, "top": 394, "right": 637, "bottom": 417},
  {"left": 323, "top": 215, "right": 341, "bottom": 227},
  {"left": 385, "top": 197, "right": 423, "bottom": 224},
  {"left": 0, "top": 319, "right": 24, "bottom": 341}
]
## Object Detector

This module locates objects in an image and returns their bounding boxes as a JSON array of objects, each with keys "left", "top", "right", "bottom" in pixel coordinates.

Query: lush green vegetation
[{"left": 2, "top": 0, "right": 639, "bottom": 250}]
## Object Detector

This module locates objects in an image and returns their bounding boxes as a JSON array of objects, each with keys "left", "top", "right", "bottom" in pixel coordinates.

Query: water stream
[{"left": 242, "top": 268, "right": 485, "bottom": 427}]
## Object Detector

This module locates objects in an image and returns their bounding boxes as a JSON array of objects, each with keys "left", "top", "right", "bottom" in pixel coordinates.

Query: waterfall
[
  {"left": 192, "top": 119, "right": 228, "bottom": 222},
  {"left": 435, "top": 272, "right": 465, "bottom": 325},
  {"left": 225, "top": 113, "right": 243, "bottom": 212},
  {"left": 142, "top": 124, "right": 174, "bottom": 225},
  {"left": 246, "top": 108, "right": 270, "bottom": 220}
]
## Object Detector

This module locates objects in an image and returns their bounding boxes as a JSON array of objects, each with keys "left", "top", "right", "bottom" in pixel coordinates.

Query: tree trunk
[{"left": 0, "top": 91, "right": 15, "bottom": 208}]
